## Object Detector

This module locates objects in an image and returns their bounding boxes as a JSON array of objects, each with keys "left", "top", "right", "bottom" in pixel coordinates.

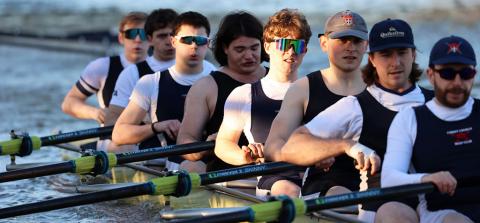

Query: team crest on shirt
[
  {"left": 341, "top": 11, "right": 353, "bottom": 26},
  {"left": 113, "top": 90, "right": 118, "bottom": 96},
  {"left": 446, "top": 127, "right": 472, "bottom": 146},
  {"left": 447, "top": 42, "right": 462, "bottom": 54}
]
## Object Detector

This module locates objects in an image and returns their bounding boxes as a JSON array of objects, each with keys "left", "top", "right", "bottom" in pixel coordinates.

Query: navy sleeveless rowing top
[
  {"left": 102, "top": 56, "right": 124, "bottom": 107},
  {"left": 136, "top": 60, "right": 155, "bottom": 78},
  {"left": 139, "top": 70, "right": 190, "bottom": 164},
  {"left": 302, "top": 71, "right": 361, "bottom": 195},
  {"left": 412, "top": 99, "right": 480, "bottom": 221},
  {"left": 250, "top": 81, "right": 283, "bottom": 143},
  {"left": 357, "top": 85, "right": 433, "bottom": 211}
]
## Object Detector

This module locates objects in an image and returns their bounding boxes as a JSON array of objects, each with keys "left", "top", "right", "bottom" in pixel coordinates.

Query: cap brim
[
  {"left": 329, "top": 29, "right": 368, "bottom": 40},
  {"left": 430, "top": 57, "right": 476, "bottom": 66},
  {"left": 369, "top": 43, "right": 416, "bottom": 53}
]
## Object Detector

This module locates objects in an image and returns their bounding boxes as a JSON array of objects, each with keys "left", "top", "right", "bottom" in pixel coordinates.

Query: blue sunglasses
[
  {"left": 175, "top": 36, "right": 209, "bottom": 46},
  {"left": 123, "top": 28, "right": 147, "bottom": 41}
]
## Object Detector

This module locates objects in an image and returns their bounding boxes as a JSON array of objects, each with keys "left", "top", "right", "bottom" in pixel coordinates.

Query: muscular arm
[
  {"left": 214, "top": 122, "right": 253, "bottom": 165},
  {"left": 62, "top": 85, "right": 105, "bottom": 123},
  {"left": 112, "top": 101, "right": 152, "bottom": 145},
  {"left": 178, "top": 77, "right": 216, "bottom": 161},
  {"left": 280, "top": 126, "right": 354, "bottom": 166},
  {"left": 104, "top": 105, "right": 124, "bottom": 126},
  {"left": 264, "top": 79, "right": 307, "bottom": 162}
]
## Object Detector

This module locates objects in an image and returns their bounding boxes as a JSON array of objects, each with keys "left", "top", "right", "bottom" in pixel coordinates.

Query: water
[{"left": 1, "top": 1, "right": 480, "bottom": 222}]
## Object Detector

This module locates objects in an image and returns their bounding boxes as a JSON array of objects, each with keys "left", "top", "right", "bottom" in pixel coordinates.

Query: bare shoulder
[{"left": 284, "top": 76, "right": 309, "bottom": 106}]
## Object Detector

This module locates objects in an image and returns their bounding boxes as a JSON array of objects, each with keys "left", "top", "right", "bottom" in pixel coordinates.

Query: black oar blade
[
  {"left": 0, "top": 182, "right": 154, "bottom": 219},
  {"left": 0, "top": 161, "right": 75, "bottom": 183}
]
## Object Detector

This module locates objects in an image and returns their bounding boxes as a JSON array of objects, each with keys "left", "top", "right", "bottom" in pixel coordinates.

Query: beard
[{"left": 434, "top": 84, "right": 471, "bottom": 108}]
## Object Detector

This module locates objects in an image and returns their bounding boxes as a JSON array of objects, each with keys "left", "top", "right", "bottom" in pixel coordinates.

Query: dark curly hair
[
  {"left": 144, "top": 9, "right": 178, "bottom": 36},
  {"left": 172, "top": 11, "right": 210, "bottom": 36},
  {"left": 212, "top": 11, "right": 268, "bottom": 66}
]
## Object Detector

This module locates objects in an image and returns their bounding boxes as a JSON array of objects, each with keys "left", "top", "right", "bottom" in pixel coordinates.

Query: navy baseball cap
[
  {"left": 324, "top": 10, "right": 368, "bottom": 40},
  {"left": 369, "top": 18, "right": 415, "bottom": 52},
  {"left": 429, "top": 35, "right": 476, "bottom": 66}
]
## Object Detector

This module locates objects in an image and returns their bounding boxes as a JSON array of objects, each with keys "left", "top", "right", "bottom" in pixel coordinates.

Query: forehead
[
  {"left": 122, "top": 22, "right": 145, "bottom": 30},
  {"left": 176, "top": 25, "right": 207, "bottom": 36},
  {"left": 434, "top": 63, "right": 474, "bottom": 69},
  {"left": 229, "top": 36, "right": 261, "bottom": 46},
  {"left": 373, "top": 47, "right": 412, "bottom": 55}
]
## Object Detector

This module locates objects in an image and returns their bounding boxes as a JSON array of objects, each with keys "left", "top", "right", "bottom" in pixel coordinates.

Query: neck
[
  {"left": 124, "top": 53, "right": 145, "bottom": 64},
  {"left": 321, "top": 66, "right": 366, "bottom": 95},
  {"left": 220, "top": 66, "right": 265, "bottom": 83},
  {"left": 174, "top": 60, "right": 203, "bottom": 74},
  {"left": 267, "top": 67, "right": 297, "bottom": 83}
]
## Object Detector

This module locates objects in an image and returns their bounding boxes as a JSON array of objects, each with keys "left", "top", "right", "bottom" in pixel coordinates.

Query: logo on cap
[
  {"left": 447, "top": 42, "right": 462, "bottom": 54},
  {"left": 341, "top": 11, "right": 353, "bottom": 26},
  {"left": 380, "top": 27, "right": 405, "bottom": 39}
]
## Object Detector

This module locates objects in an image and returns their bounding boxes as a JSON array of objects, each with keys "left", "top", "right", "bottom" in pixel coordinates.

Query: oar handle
[{"left": 0, "top": 161, "right": 75, "bottom": 183}]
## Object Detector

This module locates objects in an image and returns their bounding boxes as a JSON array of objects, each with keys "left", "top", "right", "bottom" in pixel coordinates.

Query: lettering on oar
[
  {"left": 47, "top": 129, "right": 98, "bottom": 141},
  {"left": 120, "top": 145, "right": 176, "bottom": 156},
  {"left": 207, "top": 165, "right": 267, "bottom": 178},
  {"left": 316, "top": 188, "right": 382, "bottom": 204}
]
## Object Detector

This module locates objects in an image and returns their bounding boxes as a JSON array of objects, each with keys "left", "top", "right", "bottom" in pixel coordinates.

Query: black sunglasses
[
  {"left": 432, "top": 67, "right": 477, "bottom": 80},
  {"left": 123, "top": 28, "right": 147, "bottom": 41}
]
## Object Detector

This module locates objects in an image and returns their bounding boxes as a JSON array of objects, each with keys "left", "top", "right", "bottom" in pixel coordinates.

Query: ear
[
  {"left": 171, "top": 36, "right": 177, "bottom": 48},
  {"left": 426, "top": 67, "right": 435, "bottom": 86},
  {"left": 148, "top": 35, "right": 153, "bottom": 43},
  {"left": 223, "top": 43, "right": 229, "bottom": 55},
  {"left": 319, "top": 35, "right": 328, "bottom": 52},
  {"left": 264, "top": 41, "right": 273, "bottom": 55},
  {"left": 118, "top": 32, "right": 124, "bottom": 45},
  {"left": 368, "top": 54, "right": 376, "bottom": 67}
]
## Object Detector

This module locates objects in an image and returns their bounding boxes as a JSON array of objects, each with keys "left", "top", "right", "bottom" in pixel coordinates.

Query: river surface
[{"left": 1, "top": 1, "right": 480, "bottom": 222}]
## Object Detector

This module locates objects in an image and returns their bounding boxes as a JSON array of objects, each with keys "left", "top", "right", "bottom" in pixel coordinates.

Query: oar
[
  {"left": 172, "top": 177, "right": 480, "bottom": 223},
  {"left": 0, "top": 126, "right": 113, "bottom": 156},
  {"left": 0, "top": 141, "right": 215, "bottom": 183},
  {"left": 0, "top": 161, "right": 295, "bottom": 219}
]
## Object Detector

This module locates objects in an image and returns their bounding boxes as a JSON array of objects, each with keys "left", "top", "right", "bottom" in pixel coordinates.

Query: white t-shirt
[
  {"left": 109, "top": 56, "right": 175, "bottom": 108},
  {"left": 381, "top": 97, "right": 474, "bottom": 187},
  {"left": 77, "top": 54, "right": 131, "bottom": 108},
  {"left": 130, "top": 63, "right": 216, "bottom": 121},
  {"left": 305, "top": 84, "right": 427, "bottom": 191},
  {"left": 222, "top": 75, "right": 293, "bottom": 143}
]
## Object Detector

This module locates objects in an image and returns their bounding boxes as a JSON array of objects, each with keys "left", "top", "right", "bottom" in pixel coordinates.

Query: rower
[
  {"left": 379, "top": 36, "right": 478, "bottom": 223},
  {"left": 214, "top": 9, "right": 312, "bottom": 197},
  {"left": 264, "top": 10, "right": 368, "bottom": 198},
  {"left": 176, "top": 11, "right": 267, "bottom": 172},
  {"left": 61, "top": 12, "right": 148, "bottom": 131},
  {"left": 112, "top": 11, "right": 216, "bottom": 171},
  {"left": 103, "top": 8, "right": 178, "bottom": 152},
  {"left": 279, "top": 18, "right": 434, "bottom": 222}
]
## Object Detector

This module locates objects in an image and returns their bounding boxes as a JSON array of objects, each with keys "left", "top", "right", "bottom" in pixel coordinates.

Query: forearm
[
  {"left": 112, "top": 123, "right": 153, "bottom": 145},
  {"left": 280, "top": 127, "right": 352, "bottom": 166},
  {"left": 214, "top": 139, "right": 249, "bottom": 166},
  {"left": 104, "top": 105, "right": 124, "bottom": 126},
  {"left": 264, "top": 136, "right": 286, "bottom": 162},
  {"left": 61, "top": 97, "right": 98, "bottom": 120}
]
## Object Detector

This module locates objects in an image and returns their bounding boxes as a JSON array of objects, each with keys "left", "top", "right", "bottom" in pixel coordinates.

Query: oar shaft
[
  {"left": 171, "top": 209, "right": 254, "bottom": 223},
  {"left": 305, "top": 183, "right": 434, "bottom": 212},
  {"left": 0, "top": 161, "right": 74, "bottom": 183},
  {"left": 115, "top": 141, "right": 215, "bottom": 164},
  {"left": 40, "top": 126, "right": 113, "bottom": 146},
  {"left": 0, "top": 182, "right": 154, "bottom": 219},
  {"left": 199, "top": 162, "right": 295, "bottom": 185}
]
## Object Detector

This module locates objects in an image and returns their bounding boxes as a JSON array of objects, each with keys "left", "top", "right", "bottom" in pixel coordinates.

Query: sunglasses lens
[
  {"left": 275, "top": 39, "right": 306, "bottom": 54},
  {"left": 179, "top": 36, "right": 208, "bottom": 46},
  {"left": 124, "top": 29, "right": 147, "bottom": 41},
  {"left": 438, "top": 68, "right": 476, "bottom": 80}
]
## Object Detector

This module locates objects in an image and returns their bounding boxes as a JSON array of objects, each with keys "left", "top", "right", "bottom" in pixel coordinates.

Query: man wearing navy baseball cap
[
  {"left": 279, "top": 18, "right": 434, "bottom": 222},
  {"left": 381, "top": 36, "right": 478, "bottom": 223}
]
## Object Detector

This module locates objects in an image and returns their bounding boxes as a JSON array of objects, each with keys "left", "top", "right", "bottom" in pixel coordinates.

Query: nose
[
  {"left": 390, "top": 52, "right": 401, "bottom": 66},
  {"left": 451, "top": 73, "right": 464, "bottom": 85},
  {"left": 134, "top": 34, "right": 143, "bottom": 42},
  {"left": 286, "top": 45, "right": 297, "bottom": 55}
]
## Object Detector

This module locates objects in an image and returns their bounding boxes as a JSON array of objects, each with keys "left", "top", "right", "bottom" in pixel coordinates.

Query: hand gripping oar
[
  {"left": 0, "top": 141, "right": 215, "bottom": 183},
  {"left": 0, "top": 161, "right": 296, "bottom": 219},
  {"left": 171, "top": 176, "right": 480, "bottom": 223},
  {"left": 0, "top": 126, "right": 113, "bottom": 156}
]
